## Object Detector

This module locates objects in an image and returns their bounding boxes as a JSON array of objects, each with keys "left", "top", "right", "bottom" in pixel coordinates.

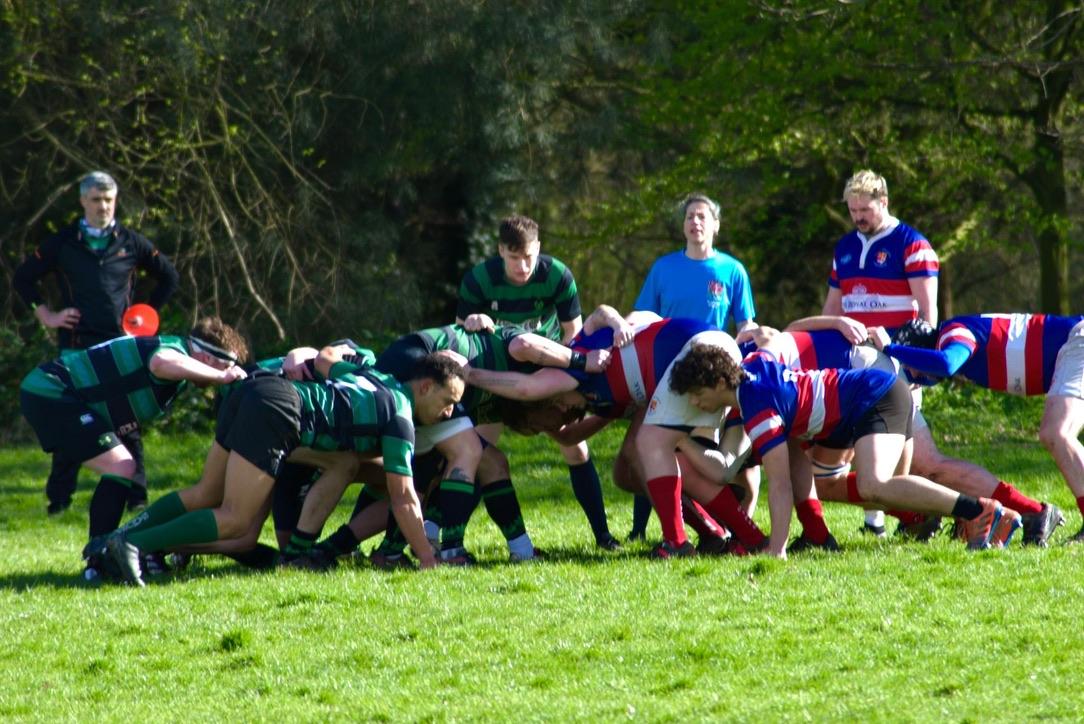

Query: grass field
[{"left": 2, "top": 384, "right": 1083, "bottom": 721}]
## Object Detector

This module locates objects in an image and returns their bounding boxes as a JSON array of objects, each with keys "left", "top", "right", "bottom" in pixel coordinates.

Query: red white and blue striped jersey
[
  {"left": 737, "top": 354, "right": 896, "bottom": 460},
  {"left": 887, "top": 313, "right": 1084, "bottom": 396},
  {"left": 567, "top": 318, "right": 713, "bottom": 417},
  {"left": 828, "top": 220, "right": 938, "bottom": 330},
  {"left": 758, "top": 330, "right": 857, "bottom": 371}
]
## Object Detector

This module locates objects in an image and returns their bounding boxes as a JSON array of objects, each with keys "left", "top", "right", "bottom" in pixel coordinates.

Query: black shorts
[
  {"left": 375, "top": 333, "right": 433, "bottom": 382},
  {"left": 215, "top": 375, "right": 302, "bottom": 477},
  {"left": 818, "top": 376, "right": 913, "bottom": 449},
  {"left": 20, "top": 390, "right": 121, "bottom": 462}
]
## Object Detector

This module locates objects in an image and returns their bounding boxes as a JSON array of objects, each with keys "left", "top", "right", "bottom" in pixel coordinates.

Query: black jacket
[{"left": 13, "top": 220, "right": 180, "bottom": 349}]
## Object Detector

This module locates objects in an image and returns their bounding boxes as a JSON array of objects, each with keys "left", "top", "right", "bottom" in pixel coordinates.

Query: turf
[{"left": 1, "top": 385, "right": 1082, "bottom": 721}]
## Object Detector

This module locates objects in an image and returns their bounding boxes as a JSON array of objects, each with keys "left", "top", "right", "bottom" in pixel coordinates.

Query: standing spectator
[
  {"left": 13, "top": 171, "right": 180, "bottom": 514},
  {"left": 634, "top": 193, "right": 757, "bottom": 333},
  {"left": 458, "top": 215, "right": 620, "bottom": 550},
  {"left": 822, "top": 169, "right": 939, "bottom": 536},
  {"left": 629, "top": 193, "right": 758, "bottom": 539}
]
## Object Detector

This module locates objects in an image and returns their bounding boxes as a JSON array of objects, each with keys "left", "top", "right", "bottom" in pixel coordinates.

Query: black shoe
[
  {"left": 860, "top": 521, "right": 887, "bottom": 538},
  {"left": 896, "top": 515, "right": 943, "bottom": 542},
  {"left": 695, "top": 534, "right": 732, "bottom": 556},
  {"left": 1022, "top": 503, "right": 1065, "bottom": 547},
  {"left": 626, "top": 530, "right": 647, "bottom": 543},
  {"left": 105, "top": 533, "right": 145, "bottom": 587},
  {"left": 788, "top": 533, "right": 841, "bottom": 554},
  {"left": 283, "top": 548, "right": 338, "bottom": 572},
  {"left": 47, "top": 500, "right": 71, "bottom": 516},
  {"left": 596, "top": 534, "right": 622, "bottom": 551},
  {"left": 650, "top": 540, "right": 697, "bottom": 559}
]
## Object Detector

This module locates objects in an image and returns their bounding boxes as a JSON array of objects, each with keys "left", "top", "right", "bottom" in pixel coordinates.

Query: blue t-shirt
[{"left": 634, "top": 250, "right": 755, "bottom": 331}]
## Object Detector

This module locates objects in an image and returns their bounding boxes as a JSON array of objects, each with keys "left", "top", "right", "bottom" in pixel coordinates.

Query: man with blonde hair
[{"left": 822, "top": 169, "right": 939, "bottom": 536}]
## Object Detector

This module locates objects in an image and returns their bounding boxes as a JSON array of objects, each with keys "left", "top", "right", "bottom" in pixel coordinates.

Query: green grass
[{"left": 2, "top": 385, "right": 1084, "bottom": 721}]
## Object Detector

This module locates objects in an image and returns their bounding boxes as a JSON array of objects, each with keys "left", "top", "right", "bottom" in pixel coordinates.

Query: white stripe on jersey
[
  {"left": 619, "top": 342, "right": 648, "bottom": 405},
  {"left": 748, "top": 412, "right": 784, "bottom": 447},
  {"left": 841, "top": 293, "right": 917, "bottom": 314},
  {"left": 804, "top": 371, "right": 827, "bottom": 438},
  {"left": 1005, "top": 314, "right": 1030, "bottom": 395},
  {"left": 774, "top": 334, "right": 801, "bottom": 369},
  {"left": 905, "top": 247, "right": 937, "bottom": 265}
]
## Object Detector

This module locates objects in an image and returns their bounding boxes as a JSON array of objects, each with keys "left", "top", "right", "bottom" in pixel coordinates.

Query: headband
[{"left": 189, "top": 335, "right": 239, "bottom": 363}]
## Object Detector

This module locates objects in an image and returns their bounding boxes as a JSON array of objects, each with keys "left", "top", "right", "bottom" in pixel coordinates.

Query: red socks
[
  {"left": 845, "top": 472, "right": 863, "bottom": 503},
  {"left": 704, "top": 486, "right": 766, "bottom": 546},
  {"left": 991, "top": 481, "right": 1043, "bottom": 515},
  {"left": 795, "top": 498, "right": 830, "bottom": 544},
  {"left": 682, "top": 496, "right": 726, "bottom": 539},
  {"left": 646, "top": 476, "right": 687, "bottom": 547}
]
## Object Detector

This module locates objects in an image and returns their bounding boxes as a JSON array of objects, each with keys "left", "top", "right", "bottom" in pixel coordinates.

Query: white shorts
[
  {"left": 644, "top": 330, "right": 742, "bottom": 430},
  {"left": 1050, "top": 320, "right": 1084, "bottom": 398},
  {"left": 414, "top": 415, "right": 475, "bottom": 455}
]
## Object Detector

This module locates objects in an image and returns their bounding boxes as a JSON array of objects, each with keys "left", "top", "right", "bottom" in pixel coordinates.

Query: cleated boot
[
  {"left": 1021, "top": 503, "right": 1065, "bottom": 547},
  {"left": 959, "top": 498, "right": 1002, "bottom": 551}
]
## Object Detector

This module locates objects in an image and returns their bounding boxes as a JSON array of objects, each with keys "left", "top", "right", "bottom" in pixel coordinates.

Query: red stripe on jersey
[
  {"left": 820, "top": 368, "right": 842, "bottom": 434},
  {"left": 1025, "top": 315, "right": 1045, "bottom": 395},
  {"left": 634, "top": 321, "right": 663, "bottom": 399},
  {"left": 793, "top": 332, "right": 819, "bottom": 370},
  {"left": 603, "top": 350, "right": 632, "bottom": 407},
  {"left": 792, "top": 376, "right": 813, "bottom": 437},
  {"left": 986, "top": 317, "right": 1009, "bottom": 391},
  {"left": 903, "top": 240, "right": 939, "bottom": 274},
  {"left": 746, "top": 408, "right": 784, "bottom": 452},
  {"left": 939, "top": 323, "right": 976, "bottom": 353}
]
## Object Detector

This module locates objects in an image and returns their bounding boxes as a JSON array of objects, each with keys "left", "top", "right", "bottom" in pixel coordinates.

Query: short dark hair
[
  {"left": 669, "top": 344, "right": 745, "bottom": 394},
  {"left": 493, "top": 396, "right": 585, "bottom": 436},
  {"left": 189, "top": 316, "right": 250, "bottom": 364},
  {"left": 892, "top": 319, "right": 938, "bottom": 349},
  {"left": 498, "top": 215, "right": 540, "bottom": 252},
  {"left": 409, "top": 353, "right": 466, "bottom": 387}
]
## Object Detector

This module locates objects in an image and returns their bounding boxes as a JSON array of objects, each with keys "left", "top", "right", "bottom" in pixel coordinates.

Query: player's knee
[{"left": 477, "top": 445, "right": 510, "bottom": 482}]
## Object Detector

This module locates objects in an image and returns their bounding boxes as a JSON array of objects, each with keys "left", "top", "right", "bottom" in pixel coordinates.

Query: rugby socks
[
  {"left": 645, "top": 475, "right": 686, "bottom": 547},
  {"left": 375, "top": 515, "right": 408, "bottom": 556},
  {"left": 437, "top": 476, "right": 482, "bottom": 552},
  {"left": 127, "top": 508, "right": 219, "bottom": 552},
  {"left": 283, "top": 529, "right": 318, "bottom": 557},
  {"left": 845, "top": 472, "right": 864, "bottom": 503},
  {"left": 629, "top": 494, "right": 653, "bottom": 539},
  {"left": 991, "top": 481, "right": 1043, "bottom": 515},
  {"left": 319, "top": 524, "right": 362, "bottom": 556},
  {"left": 795, "top": 499, "right": 830, "bottom": 545},
  {"left": 951, "top": 495, "right": 984, "bottom": 520},
  {"left": 682, "top": 495, "right": 725, "bottom": 539},
  {"left": 568, "top": 460, "right": 612, "bottom": 542},
  {"left": 119, "top": 491, "right": 188, "bottom": 535},
  {"left": 482, "top": 479, "right": 527, "bottom": 541},
  {"left": 703, "top": 486, "right": 766, "bottom": 547},
  {"left": 88, "top": 474, "right": 134, "bottom": 538}
]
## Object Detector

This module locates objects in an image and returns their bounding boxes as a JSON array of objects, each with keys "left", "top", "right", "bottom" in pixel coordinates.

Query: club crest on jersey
[
  {"left": 874, "top": 250, "right": 890, "bottom": 267},
  {"left": 97, "top": 433, "right": 113, "bottom": 448},
  {"left": 707, "top": 280, "right": 724, "bottom": 300},
  {"left": 841, "top": 254, "right": 853, "bottom": 265},
  {"left": 80, "top": 413, "right": 95, "bottom": 425}
]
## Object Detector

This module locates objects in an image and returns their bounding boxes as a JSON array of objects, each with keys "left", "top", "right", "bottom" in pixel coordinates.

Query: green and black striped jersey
[
  {"left": 457, "top": 254, "right": 581, "bottom": 342},
  {"left": 19, "top": 335, "right": 190, "bottom": 429},
  {"left": 292, "top": 364, "right": 415, "bottom": 476}
]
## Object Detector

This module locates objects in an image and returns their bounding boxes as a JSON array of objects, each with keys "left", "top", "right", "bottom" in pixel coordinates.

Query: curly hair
[
  {"left": 498, "top": 214, "right": 540, "bottom": 252},
  {"left": 669, "top": 343, "right": 745, "bottom": 395},
  {"left": 189, "top": 316, "right": 250, "bottom": 364}
]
